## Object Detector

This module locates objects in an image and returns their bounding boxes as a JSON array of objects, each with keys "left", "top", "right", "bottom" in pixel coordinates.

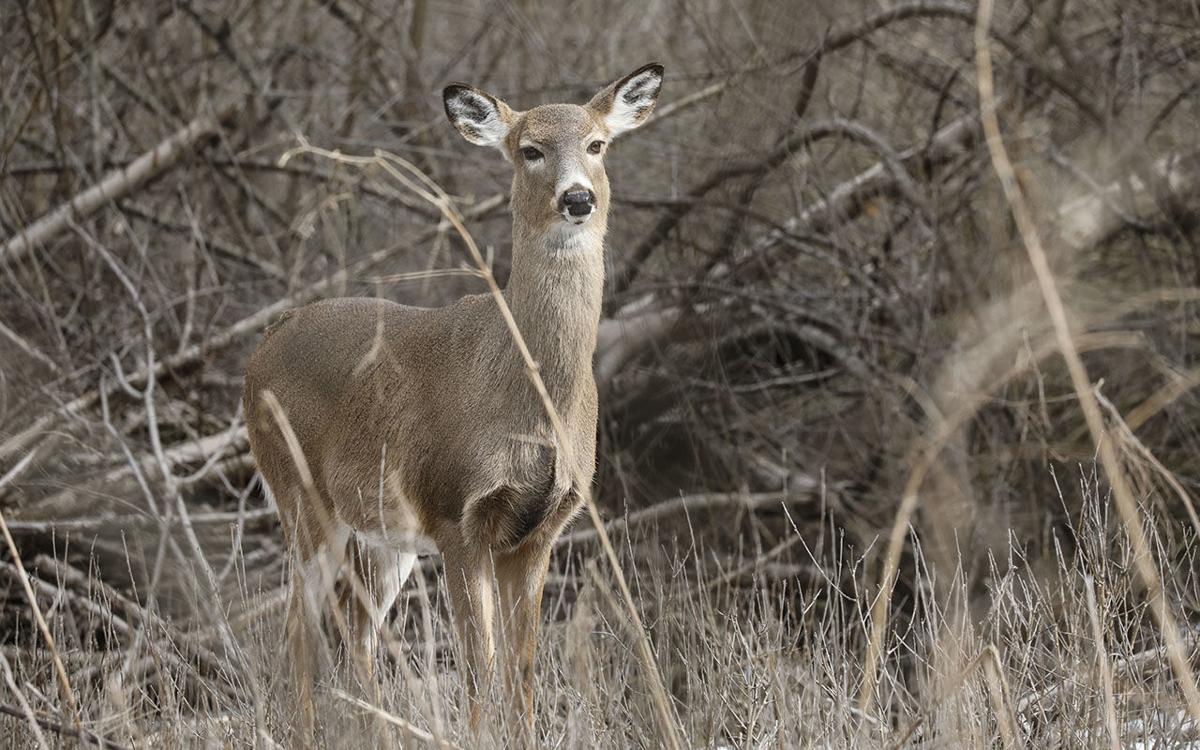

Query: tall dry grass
[{"left": 2, "top": 473, "right": 1198, "bottom": 748}]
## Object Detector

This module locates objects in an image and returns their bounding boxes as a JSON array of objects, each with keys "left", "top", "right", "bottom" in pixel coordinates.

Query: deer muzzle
[{"left": 558, "top": 186, "right": 596, "bottom": 222}]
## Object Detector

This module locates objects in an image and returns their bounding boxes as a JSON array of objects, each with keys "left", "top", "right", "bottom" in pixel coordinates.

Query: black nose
[{"left": 560, "top": 188, "right": 595, "bottom": 216}]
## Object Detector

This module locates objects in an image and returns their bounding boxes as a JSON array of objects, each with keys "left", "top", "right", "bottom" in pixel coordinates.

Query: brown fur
[{"left": 243, "top": 63, "right": 662, "bottom": 742}]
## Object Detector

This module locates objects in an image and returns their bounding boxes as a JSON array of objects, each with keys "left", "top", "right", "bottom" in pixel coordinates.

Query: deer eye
[
  {"left": 520, "top": 146, "right": 543, "bottom": 162},
  {"left": 587, "top": 140, "right": 605, "bottom": 155}
]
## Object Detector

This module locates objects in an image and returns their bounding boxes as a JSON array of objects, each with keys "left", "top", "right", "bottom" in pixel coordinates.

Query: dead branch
[
  {"left": 1055, "top": 151, "right": 1200, "bottom": 251},
  {"left": 0, "top": 652, "right": 49, "bottom": 750},
  {"left": 20, "top": 550, "right": 242, "bottom": 705},
  {"left": 5, "top": 507, "right": 274, "bottom": 534},
  {"left": 612, "top": 117, "right": 925, "bottom": 300},
  {"left": 0, "top": 194, "right": 507, "bottom": 468},
  {"left": 0, "top": 703, "right": 130, "bottom": 750},
  {"left": 0, "top": 513, "right": 78, "bottom": 720},
  {"left": 32, "top": 555, "right": 236, "bottom": 690},
  {"left": 556, "top": 490, "right": 807, "bottom": 548},
  {"left": 0, "top": 320, "right": 61, "bottom": 374},
  {"left": 596, "top": 307, "right": 684, "bottom": 387},
  {"left": 0, "top": 100, "right": 240, "bottom": 267},
  {"left": 777, "top": 0, "right": 1101, "bottom": 124},
  {"left": 118, "top": 201, "right": 285, "bottom": 278},
  {"left": 721, "top": 107, "right": 982, "bottom": 285}
]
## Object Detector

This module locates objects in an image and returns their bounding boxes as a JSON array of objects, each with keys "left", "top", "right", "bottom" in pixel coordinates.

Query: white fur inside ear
[
  {"left": 447, "top": 89, "right": 509, "bottom": 148},
  {"left": 606, "top": 69, "right": 662, "bottom": 136}
]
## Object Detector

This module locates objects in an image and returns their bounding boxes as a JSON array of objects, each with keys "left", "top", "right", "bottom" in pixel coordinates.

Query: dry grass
[{"left": 1, "top": 475, "right": 1198, "bottom": 748}]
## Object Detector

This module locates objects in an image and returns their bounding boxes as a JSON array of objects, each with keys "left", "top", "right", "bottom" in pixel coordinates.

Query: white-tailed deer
[{"left": 243, "top": 63, "right": 664, "bottom": 738}]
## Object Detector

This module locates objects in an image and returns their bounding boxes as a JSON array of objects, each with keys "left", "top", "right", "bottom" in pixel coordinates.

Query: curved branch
[
  {"left": 610, "top": 0, "right": 1105, "bottom": 303},
  {"left": 779, "top": 0, "right": 1101, "bottom": 124},
  {"left": 613, "top": 118, "right": 919, "bottom": 301},
  {"left": 1, "top": 100, "right": 240, "bottom": 267}
]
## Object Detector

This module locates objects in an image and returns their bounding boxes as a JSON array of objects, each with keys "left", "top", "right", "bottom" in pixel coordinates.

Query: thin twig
[
  {"left": 0, "top": 192, "right": 505, "bottom": 468},
  {"left": 332, "top": 689, "right": 461, "bottom": 750},
  {"left": 982, "top": 646, "right": 1018, "bottom": 749},
  {"left": 0, "top": 501, "right": 79, "bottom": 721},
  {"left": 0, "top": 703, "right": 131, "bottom": 750},
  {"left": 1084, "top": 575, "right": 1122, "bottom": 750},
  {"left": 556, "top": 490, "right": 794, "bottom": 548},
  {"left": 1, "top": 100, "right": 239, "bottom": 266},
  {"left": 0, "top": 653, "right": 51, "bottom": 750},
  {"left": 1094, "top": 387, "right": 1200, "bottom": 539}
]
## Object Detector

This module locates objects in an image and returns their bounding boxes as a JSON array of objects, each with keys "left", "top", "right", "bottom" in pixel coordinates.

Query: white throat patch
[{"left": 545, "top": 222, "right": 602, "bottom": 258}]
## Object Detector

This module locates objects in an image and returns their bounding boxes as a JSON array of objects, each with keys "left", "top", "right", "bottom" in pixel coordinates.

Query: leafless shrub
[{"left": 1, "top": 0, "right": 1199, "bottom": 746}]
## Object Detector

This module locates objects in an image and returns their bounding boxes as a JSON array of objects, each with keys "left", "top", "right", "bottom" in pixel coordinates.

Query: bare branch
[{"left": 1, "top": 100, "right": 240, "bottom": 267}]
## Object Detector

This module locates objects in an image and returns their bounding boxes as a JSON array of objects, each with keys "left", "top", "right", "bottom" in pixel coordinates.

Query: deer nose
[{"left": 558, "top": 187, "right": 596, "bottom": 217}]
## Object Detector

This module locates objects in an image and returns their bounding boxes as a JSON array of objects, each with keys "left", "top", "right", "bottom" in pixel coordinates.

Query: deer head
[{"left": 443, "top": 63, "right": 664, "bottom": 254}]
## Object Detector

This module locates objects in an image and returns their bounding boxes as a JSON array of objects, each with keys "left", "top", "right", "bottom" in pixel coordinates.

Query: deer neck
[{"left": 501, "top": 217, "right": 606, "bottom": 409}]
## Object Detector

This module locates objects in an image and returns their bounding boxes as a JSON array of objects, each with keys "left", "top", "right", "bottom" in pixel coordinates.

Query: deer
[{"left": 243, "top": 62, "right": 664, "bottom": 739}]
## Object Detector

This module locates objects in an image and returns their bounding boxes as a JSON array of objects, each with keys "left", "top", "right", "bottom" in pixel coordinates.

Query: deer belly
[{"left": 354, "top": 526, "right": 438, "bottom": 555}]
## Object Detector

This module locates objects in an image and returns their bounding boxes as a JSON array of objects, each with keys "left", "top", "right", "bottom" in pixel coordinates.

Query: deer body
[
  {"left": 243, "top": 63, "right": 663, "bottom": 739},
  {"left": 248, "top": 268, "right": 601, "bottom": 554}
]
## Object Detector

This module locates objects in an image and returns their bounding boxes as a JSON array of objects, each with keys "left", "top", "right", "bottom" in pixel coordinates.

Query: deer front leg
[
  {"left": 284, "top": 537, "right": 349, "bottom": 744},
  {"left": 441, "top": 539, "right": 496, "bottom": 728},
  {"left": 495, "top": 539, "right": 553, "bottom": 739}
]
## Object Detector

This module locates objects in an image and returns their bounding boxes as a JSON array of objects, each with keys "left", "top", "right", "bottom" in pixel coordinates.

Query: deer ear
[
  {"left": 443, "top": 83, "right": 515, "bottom": 149},
  {"left": 588, "top": 63, "right": 664, "bottom": 137}
]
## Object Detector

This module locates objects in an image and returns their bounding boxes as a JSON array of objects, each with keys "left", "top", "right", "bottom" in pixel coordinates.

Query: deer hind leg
[
  {"left": 340, "top": 537, "right": 417, "bottom": 675},
  {"left": 495, "top": 539, "right": 553, "bottom": 740},
  {"left": 276, "top": 483, "right": 350, "bottom": 743}
]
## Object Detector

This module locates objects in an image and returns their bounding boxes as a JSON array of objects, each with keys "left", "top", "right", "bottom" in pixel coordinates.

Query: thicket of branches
[{"left": 1, "top": 0, "right": 1199, "bottom": 746}]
